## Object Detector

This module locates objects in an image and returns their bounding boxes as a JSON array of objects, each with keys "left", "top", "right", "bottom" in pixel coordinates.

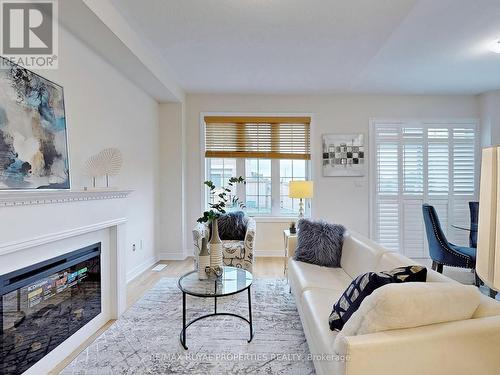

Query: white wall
[
  {"left": 158, "top": 102, "right": 187, "bottom": 259},
  {"left": 479, "top": 90, "right": 500, "bottom": 147},
  {"left": 185, "top": 94, "right": 479, "bottom": 253},
  {"left": 13, "top": 25, "right": 161, "bottom": 277}
]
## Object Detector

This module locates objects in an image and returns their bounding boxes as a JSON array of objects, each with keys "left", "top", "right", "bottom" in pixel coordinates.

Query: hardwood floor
[
  {"left": 128, "top": 257, "right": 286, "bottom": 308},
  {"left": 52, "top": 257, "right": 287, "bottom": 374}
]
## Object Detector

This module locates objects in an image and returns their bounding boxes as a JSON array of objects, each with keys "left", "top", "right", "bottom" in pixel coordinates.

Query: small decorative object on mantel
[
  {"left": 289, "top": 222, "right": 297, "bottom": 234},
  {"left": 84, "top": 153, "right": 104, "bottom": 188},
  {"left": 198, "top": 238, "right": 210, "bottom": 280},
  {"left": 197, "top": 176, "right": 246, "bottom": 269},
  {"left": 322, "top": 134, "right": 365, "bottom": 177},
  {"left": 83, "top": 148, "right": 123, "bottom": 189}
]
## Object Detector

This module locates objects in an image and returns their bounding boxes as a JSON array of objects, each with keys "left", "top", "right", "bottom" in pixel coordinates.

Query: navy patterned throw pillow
[
  {"left": 328, "top": 265, "right": 427, "bottom": 331},
  {"left": 383, "top": 265, "right": 427, "bottom": 283}
]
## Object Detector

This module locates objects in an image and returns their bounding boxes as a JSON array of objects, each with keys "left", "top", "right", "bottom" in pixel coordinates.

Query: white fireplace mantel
[
  {"left": 0, "top": 218, "right": 128, "bottom": 257},
  {"left": 0, "top": 186, "right": 130, "bottom": 374},
  {"left": 0, "top": 189, "right": 133, "bottom": 207}
]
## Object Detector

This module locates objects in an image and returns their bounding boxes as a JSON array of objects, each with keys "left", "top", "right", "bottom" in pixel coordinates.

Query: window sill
[{"left": 250, "top": 216, "right": 308, "bottom": 223}]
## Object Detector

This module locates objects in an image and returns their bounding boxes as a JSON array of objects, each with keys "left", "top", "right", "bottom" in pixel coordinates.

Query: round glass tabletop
[{"left": 178, "top": 266, "right": 253, "bottom": 297}]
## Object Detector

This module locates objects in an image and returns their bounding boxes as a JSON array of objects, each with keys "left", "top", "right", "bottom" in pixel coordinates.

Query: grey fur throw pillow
[{"left": 294, "top": 219, "right": 346, "bottom": 267}]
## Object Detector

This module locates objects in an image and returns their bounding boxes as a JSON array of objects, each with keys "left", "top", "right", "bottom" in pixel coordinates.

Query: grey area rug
[{"left": 60, "top": 278, "right": 315, "bottom": 375}]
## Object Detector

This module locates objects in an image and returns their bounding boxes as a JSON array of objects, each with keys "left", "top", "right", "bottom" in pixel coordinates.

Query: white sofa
[{"left": 289, "top": 230, "right": 500, "bottom": 375}]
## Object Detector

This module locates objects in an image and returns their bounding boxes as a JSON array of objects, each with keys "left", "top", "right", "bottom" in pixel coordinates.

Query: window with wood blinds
[
  {"left": 204, "top": 115, "right": 312, "bottom": 217},
  {"left": 204, "top": 116, "right": 311, "bottom": 160}
]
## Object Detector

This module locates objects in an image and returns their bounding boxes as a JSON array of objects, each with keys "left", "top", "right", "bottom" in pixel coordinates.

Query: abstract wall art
[
  {"left": 0, "top": 57, "right": 70, "bottom": 190},
  {"left": 322, "top": 134, "right": 365, "bottom": 177}
]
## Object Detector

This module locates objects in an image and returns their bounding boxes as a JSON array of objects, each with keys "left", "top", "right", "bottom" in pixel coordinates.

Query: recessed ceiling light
[{"left": 488, "top": 40, "right": 500, "bottom": 53}]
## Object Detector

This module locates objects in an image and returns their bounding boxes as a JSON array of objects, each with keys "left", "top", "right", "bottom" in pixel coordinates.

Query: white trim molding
[
  {"left": 253, "top": 216, "right": 302, "bottom": 223},
  {"left": 126, "top": 255, "right": 159, "bottom": 283},
  {"left": 158, "top": 250, "right": 190, "bottom": 261},
  {"left": 0, "top": 189, "right": 133, "bottom": 207},
  {"left": 0, "top": 218, "right": 128, "bottom": 256}
]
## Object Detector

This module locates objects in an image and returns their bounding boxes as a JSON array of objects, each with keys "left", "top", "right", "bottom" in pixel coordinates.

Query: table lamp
[
  {"left": 477, "top": 146, "right": 500, "bottom": 293},
  {"left": 289, "top": 181, "right": 314, "bottom": 219}
]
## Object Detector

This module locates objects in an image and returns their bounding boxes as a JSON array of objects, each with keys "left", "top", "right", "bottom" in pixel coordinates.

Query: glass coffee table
[{"left": 177, "top": 266, "right": 254, "bottom": 350}]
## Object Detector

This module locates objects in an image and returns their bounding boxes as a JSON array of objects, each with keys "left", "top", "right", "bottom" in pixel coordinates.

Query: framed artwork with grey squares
[{"left": 322, "top": 134, "right": 365, "bottom": 177}]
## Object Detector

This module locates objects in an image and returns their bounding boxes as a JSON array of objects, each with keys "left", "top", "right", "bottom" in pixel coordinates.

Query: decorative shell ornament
[
  {"left": 83, "top": 153, "right": 105, "bottom": 187},
  {"left": 98, "top": 148, "right": 123, "bottom": 177},
  {"left": 83, "top": 148, "right": 123, "bottom": 188}
]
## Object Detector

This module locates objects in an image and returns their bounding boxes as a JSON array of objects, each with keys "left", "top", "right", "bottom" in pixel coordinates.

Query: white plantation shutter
[
  {"left": 427, "top": 128, "right": 450, "bottom": 195},
  {"left": 377, "top": 144, "right": 399, "bottom": 194},
  {"left": 377, "top": 200, "right": 400, "bottom": 251},
  {"left": 449, "top": 126, "right": 476, "bottom": 244},
  {"left": 453, "top": 127, "right": 475, "bottom": 195},
  {"left": 374, "top": 125, "right": 400, "bottom": 251},
  {"left": 372, "top": 120, "right": 478, "bottom": 257},
  {"left": 403, "top": 127, "right": 424, "bottom": 194},
  {"left": 403, "top": 200, "right": 425, "bottom": 257}
]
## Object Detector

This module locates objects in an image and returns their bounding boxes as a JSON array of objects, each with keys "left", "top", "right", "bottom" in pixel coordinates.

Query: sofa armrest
[
  {"left": 244, "top": 218, "right": 256, "bottom": 263},
  {"left": 336, "top": 315, "right": 500, "bottom": 375}
]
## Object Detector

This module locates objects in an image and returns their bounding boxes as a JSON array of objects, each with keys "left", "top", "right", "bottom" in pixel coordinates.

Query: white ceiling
[{"left": 112, "top": 0, "right": 500, "bottom": 95}]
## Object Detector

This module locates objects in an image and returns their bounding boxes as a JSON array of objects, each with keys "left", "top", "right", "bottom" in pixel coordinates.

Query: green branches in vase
[
  {"left": 197, "top": 176, "right": 246, "bottom": 224},
  {"left": 198, "top": 176, "right": 246, "bottom": 270}
]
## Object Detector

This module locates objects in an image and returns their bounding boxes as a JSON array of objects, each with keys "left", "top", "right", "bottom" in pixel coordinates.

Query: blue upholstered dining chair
[
  {"left": 422, "top": 204, "right": 477, "bottom": 275},
  {"left": 469, "top": 201, "right": 479, "bottom": 248}
]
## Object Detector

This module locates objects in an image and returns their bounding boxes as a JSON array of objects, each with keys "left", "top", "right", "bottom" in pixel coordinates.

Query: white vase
[
  {"left": 209, "top": 218, "right": 223, "bottom": 268},
  {"left": 198, "top": 255, "right": 210, "bottom": 279},
  {"left": 198, "top": 238, "right": 210, "bottom": 280}
]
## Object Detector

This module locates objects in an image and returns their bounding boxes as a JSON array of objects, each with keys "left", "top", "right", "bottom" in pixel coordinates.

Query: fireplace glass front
[{"left": 0, "top": 243, "right": 101, "bottom": 374}]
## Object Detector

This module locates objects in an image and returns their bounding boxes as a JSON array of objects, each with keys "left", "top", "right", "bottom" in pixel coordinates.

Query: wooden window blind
[{"left": 204, "top": 116, "right": 311, "bottom": 160}]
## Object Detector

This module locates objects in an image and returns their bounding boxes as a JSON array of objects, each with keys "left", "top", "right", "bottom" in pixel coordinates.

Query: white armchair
[{"left": 193, "top": 217, "right": 256, "bottom": 273}]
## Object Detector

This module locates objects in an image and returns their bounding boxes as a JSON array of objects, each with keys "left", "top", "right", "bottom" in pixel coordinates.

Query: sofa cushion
[
  {"left": 294, "top": 219, "right": 345, "bottom": 267},
  {"left": 375, "top": 251, "right": 414, "bottom": 272},
  {"left": 340, "top": 231, "right": 387, "bottom": 278},
  {"left": 329, "top": 265, "right": 427, "bottom": 331},
  {"left": 333, "top": 282, "right": 482, "bottom": 352},
  {"left": 426, "top": 269, "right": 453, "bottom": 283},
  {"left": 473, "top": 294, "right": 500, "bottom": 318},
  {"left": 301, "top": 288, "right": 342, "bottom": 354},
  {"left": 288, "top": 258, "right": 352, "bottom": 295},
  {"left": 329, "top": 271, "right": 394, "bottom": 331}
]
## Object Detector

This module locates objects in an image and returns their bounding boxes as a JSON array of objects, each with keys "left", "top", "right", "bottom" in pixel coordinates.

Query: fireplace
[{"left": 0, "top": 243, "right": 101, "bottom": 375}]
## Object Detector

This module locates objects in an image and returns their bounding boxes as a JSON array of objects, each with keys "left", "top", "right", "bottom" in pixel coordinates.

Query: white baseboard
[
  {"left": 158, "top": 250, "right": 189, "bottom": 260},
  {"left": 255, "top": 249, "right": 285, "bottom": 257},
  {"left": 126, "top": 255, "right": 158, "bottom": 283}
]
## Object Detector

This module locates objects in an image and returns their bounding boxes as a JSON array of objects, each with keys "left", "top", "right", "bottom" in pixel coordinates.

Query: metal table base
[{"left": 180, "top": 285, "right": 254, "bottom": 350}]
